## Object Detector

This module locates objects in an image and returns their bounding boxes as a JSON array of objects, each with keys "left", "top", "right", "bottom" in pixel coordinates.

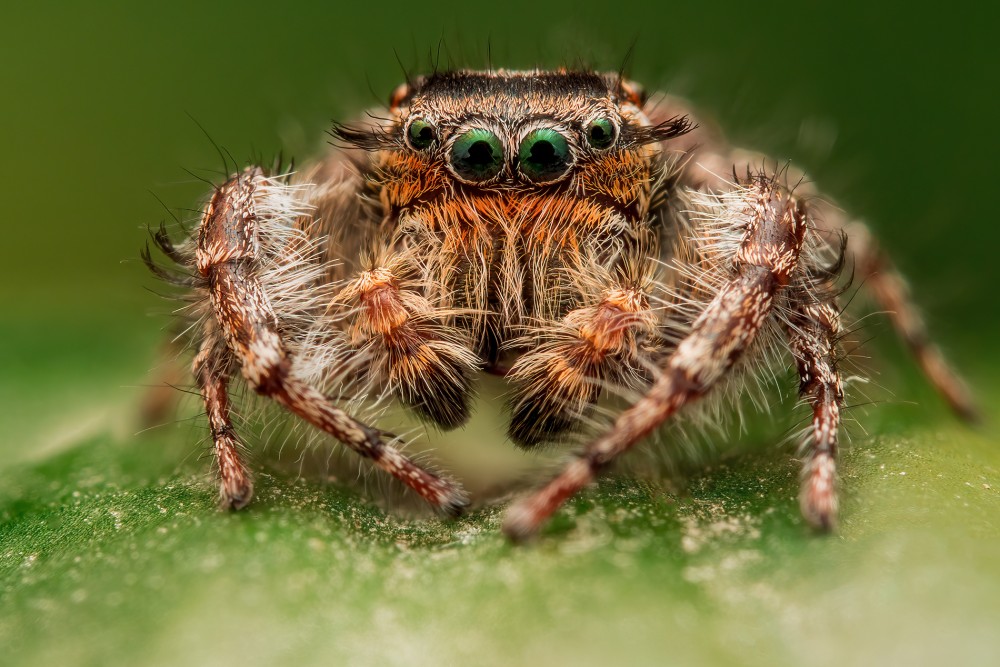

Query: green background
[{"left": 1, "top": 1, "right": 998, "bottom": 665}]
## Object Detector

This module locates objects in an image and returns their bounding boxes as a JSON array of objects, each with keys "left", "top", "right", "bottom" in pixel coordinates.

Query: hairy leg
[
  {"left": 670, "top": 122, "right": 978, "bottom": 422},
  {"left": 506, "top": 285, "right": 657, "bottom": 447},
  {"left": 193, "top": 331, "right": 253, "bottom": 509},
  {"left": 503, "top": 175, "right": 807, "bottom": 540},
  {"left": 197, "top": 167, "right": 468, "bottom": 514},
  {"left": 787, "top": 299, "right": 845, "bottom": 530}
]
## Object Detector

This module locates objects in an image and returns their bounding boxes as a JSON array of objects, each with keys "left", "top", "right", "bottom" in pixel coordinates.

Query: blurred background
[{"left": 1, "top": 1, "right": 997, "bottom": 665}]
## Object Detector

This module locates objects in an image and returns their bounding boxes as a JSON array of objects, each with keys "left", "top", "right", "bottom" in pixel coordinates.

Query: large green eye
[
  {"left": 586, "top": 117, "right": 617, "bottom": 149},
  {"left": 406, "top": 119, "right": 436, "bottom": 150},
  {"left": 450, "top": 129, "right": 504, "bottom": 180},
  {"left": 518, "top": 128, "right": 571, "bottom": 182}
]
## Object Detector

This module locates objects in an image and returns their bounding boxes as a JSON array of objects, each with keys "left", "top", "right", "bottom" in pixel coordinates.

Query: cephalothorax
[{"left": 146, "top": 69, "right": 976, "bottom": 539}]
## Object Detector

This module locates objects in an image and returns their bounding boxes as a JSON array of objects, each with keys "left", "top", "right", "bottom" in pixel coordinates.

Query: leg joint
[{"left": 245, "top": 352, "right": 291, "bottom": 397}]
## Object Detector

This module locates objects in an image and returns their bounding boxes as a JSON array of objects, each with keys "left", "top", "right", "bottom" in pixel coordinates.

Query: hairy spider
[{"left": 145, "top": 68, "right": 977, "bottom": 540}]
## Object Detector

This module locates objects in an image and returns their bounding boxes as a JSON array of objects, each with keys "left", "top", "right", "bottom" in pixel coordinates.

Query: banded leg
[
  {"left": 844, "top": 221, "right": 978, "bottom": 421},
  {"left": 682, "top": 139, "right": 977, "bottom": 421},
  {"left": 506, "top": 287, "right": 656, "bottom": 447},
  {"left": 337, "top": 262, "right": 478, "bottom": 429},
  {"left": 503, "top": 177, "right": 807, "bottom": 540},
  {"left": 193, "top": 333, "right": 253, "bottom": 509},
  {"left": 197, "top": 167, "right": 468, "bottom": 514},
  {"left": 787, "top": 300, "right": 844, "bottom": 530}
]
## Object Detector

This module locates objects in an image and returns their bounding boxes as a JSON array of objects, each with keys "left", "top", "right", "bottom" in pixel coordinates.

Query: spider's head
[{"left": 334, "top": 69, "right": 692, "bottom": 194}]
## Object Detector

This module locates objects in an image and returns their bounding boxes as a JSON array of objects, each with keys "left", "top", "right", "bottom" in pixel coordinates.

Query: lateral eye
[
  {"left": 451, "top": 129, "right": 504, "bottom": 181},
  {"left": 406, "top": 119, "right": 436, "bottom": 150},
  {"left": 518, "top": 128, "right": 571, "bottom": 182},
  {"left": 586, "top": 117, "right": 617, "bottom": 149}
]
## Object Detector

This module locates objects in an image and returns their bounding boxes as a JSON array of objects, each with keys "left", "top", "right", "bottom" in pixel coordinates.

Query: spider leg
[
  {"left": 503, "top": 176, "right": 807, "bottom": 540},
  {"left": 506, "top": 286, "right": 656, "bottom": 447},
  {"left": 843, "top": 221, "right": 978, "bottom": 422},
  {"left": 786, "top": 299, "right": 845, "bottom": 530},
  {"left": 193, "top": 329, "right": 252, "bottom": 509},
  {"left": 197, "top": 167, "right": 468, "bottom": 515},
  {"left": 679, "top": 134, "right": 978, "bottom": 422}
]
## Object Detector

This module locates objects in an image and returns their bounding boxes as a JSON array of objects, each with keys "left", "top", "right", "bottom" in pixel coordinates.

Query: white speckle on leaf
[{"left": 680, "top": 503, "right": 761, "bottom": 555}]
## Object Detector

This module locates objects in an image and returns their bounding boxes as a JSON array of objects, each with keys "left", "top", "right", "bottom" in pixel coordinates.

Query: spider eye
[
  {"left": 406, "top": 119, "right": 436, "bottom": 150},
  {"left": 451, "top": 129, "right": 504, "bottom": 181},
  {"left": 586, "top": 117, "right": 617, "bottom": 149},
  {"left": 518, "top": 128, "right": 571, "bottom": 182}
]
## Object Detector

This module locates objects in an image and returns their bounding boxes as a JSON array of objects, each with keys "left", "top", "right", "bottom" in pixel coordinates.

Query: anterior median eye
[
  {"left": 518, "top": 128, "right": 571, "bottom": 182},
  {"left": 406, "top": 119, "right": 436, "bottom": 150},
  {"left": 586, "top": 117, "right": 617, "bottom": 149},
  {"left": 451, "top": 129, "right": 504, "bottom": 181}
]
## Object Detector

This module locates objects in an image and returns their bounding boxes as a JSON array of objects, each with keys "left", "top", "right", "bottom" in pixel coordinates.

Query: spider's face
[
  {"left": 335, "top": 70, "right": 692, "bottom": 209},
  {"left": 395, "top": 71, "right": 639, "bottom": 188}
]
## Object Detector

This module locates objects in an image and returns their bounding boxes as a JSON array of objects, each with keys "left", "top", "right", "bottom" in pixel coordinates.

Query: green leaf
[{"left": 2, "top": 389, "right": 998, "bottom": 666}]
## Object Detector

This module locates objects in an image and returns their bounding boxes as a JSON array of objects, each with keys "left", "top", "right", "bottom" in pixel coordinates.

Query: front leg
[
  {"left": 503, "top": 175, "right": 807, "bottom": 540},
  {"left": 197, "top": 167, "right": 469, "bottom": 515},
  {"left": 680, "top": 136, "right": 978, "bottom": 421}
]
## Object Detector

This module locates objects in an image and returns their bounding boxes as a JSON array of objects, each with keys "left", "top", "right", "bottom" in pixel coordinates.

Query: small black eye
[
  {"left": 586, "top": 117, "right": 617, "bottom": 149},
  {"left": 518, "top": 128, "right": 572, "bottom": 182},
  {"left": 451, "top": 128, "right": 504, "bottom": 181},
  {"left": 407, "top": 119, "right": 436, "bottom": 150}
]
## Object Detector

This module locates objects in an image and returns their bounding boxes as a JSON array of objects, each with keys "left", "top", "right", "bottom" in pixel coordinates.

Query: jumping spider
[{"left": 145, "top": 69, "right": 977, "bottom": 540}]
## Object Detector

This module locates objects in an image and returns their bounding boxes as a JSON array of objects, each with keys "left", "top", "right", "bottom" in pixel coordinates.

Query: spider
[{"left": 145, "top": 68, "right": 977, "bottom": 541}]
